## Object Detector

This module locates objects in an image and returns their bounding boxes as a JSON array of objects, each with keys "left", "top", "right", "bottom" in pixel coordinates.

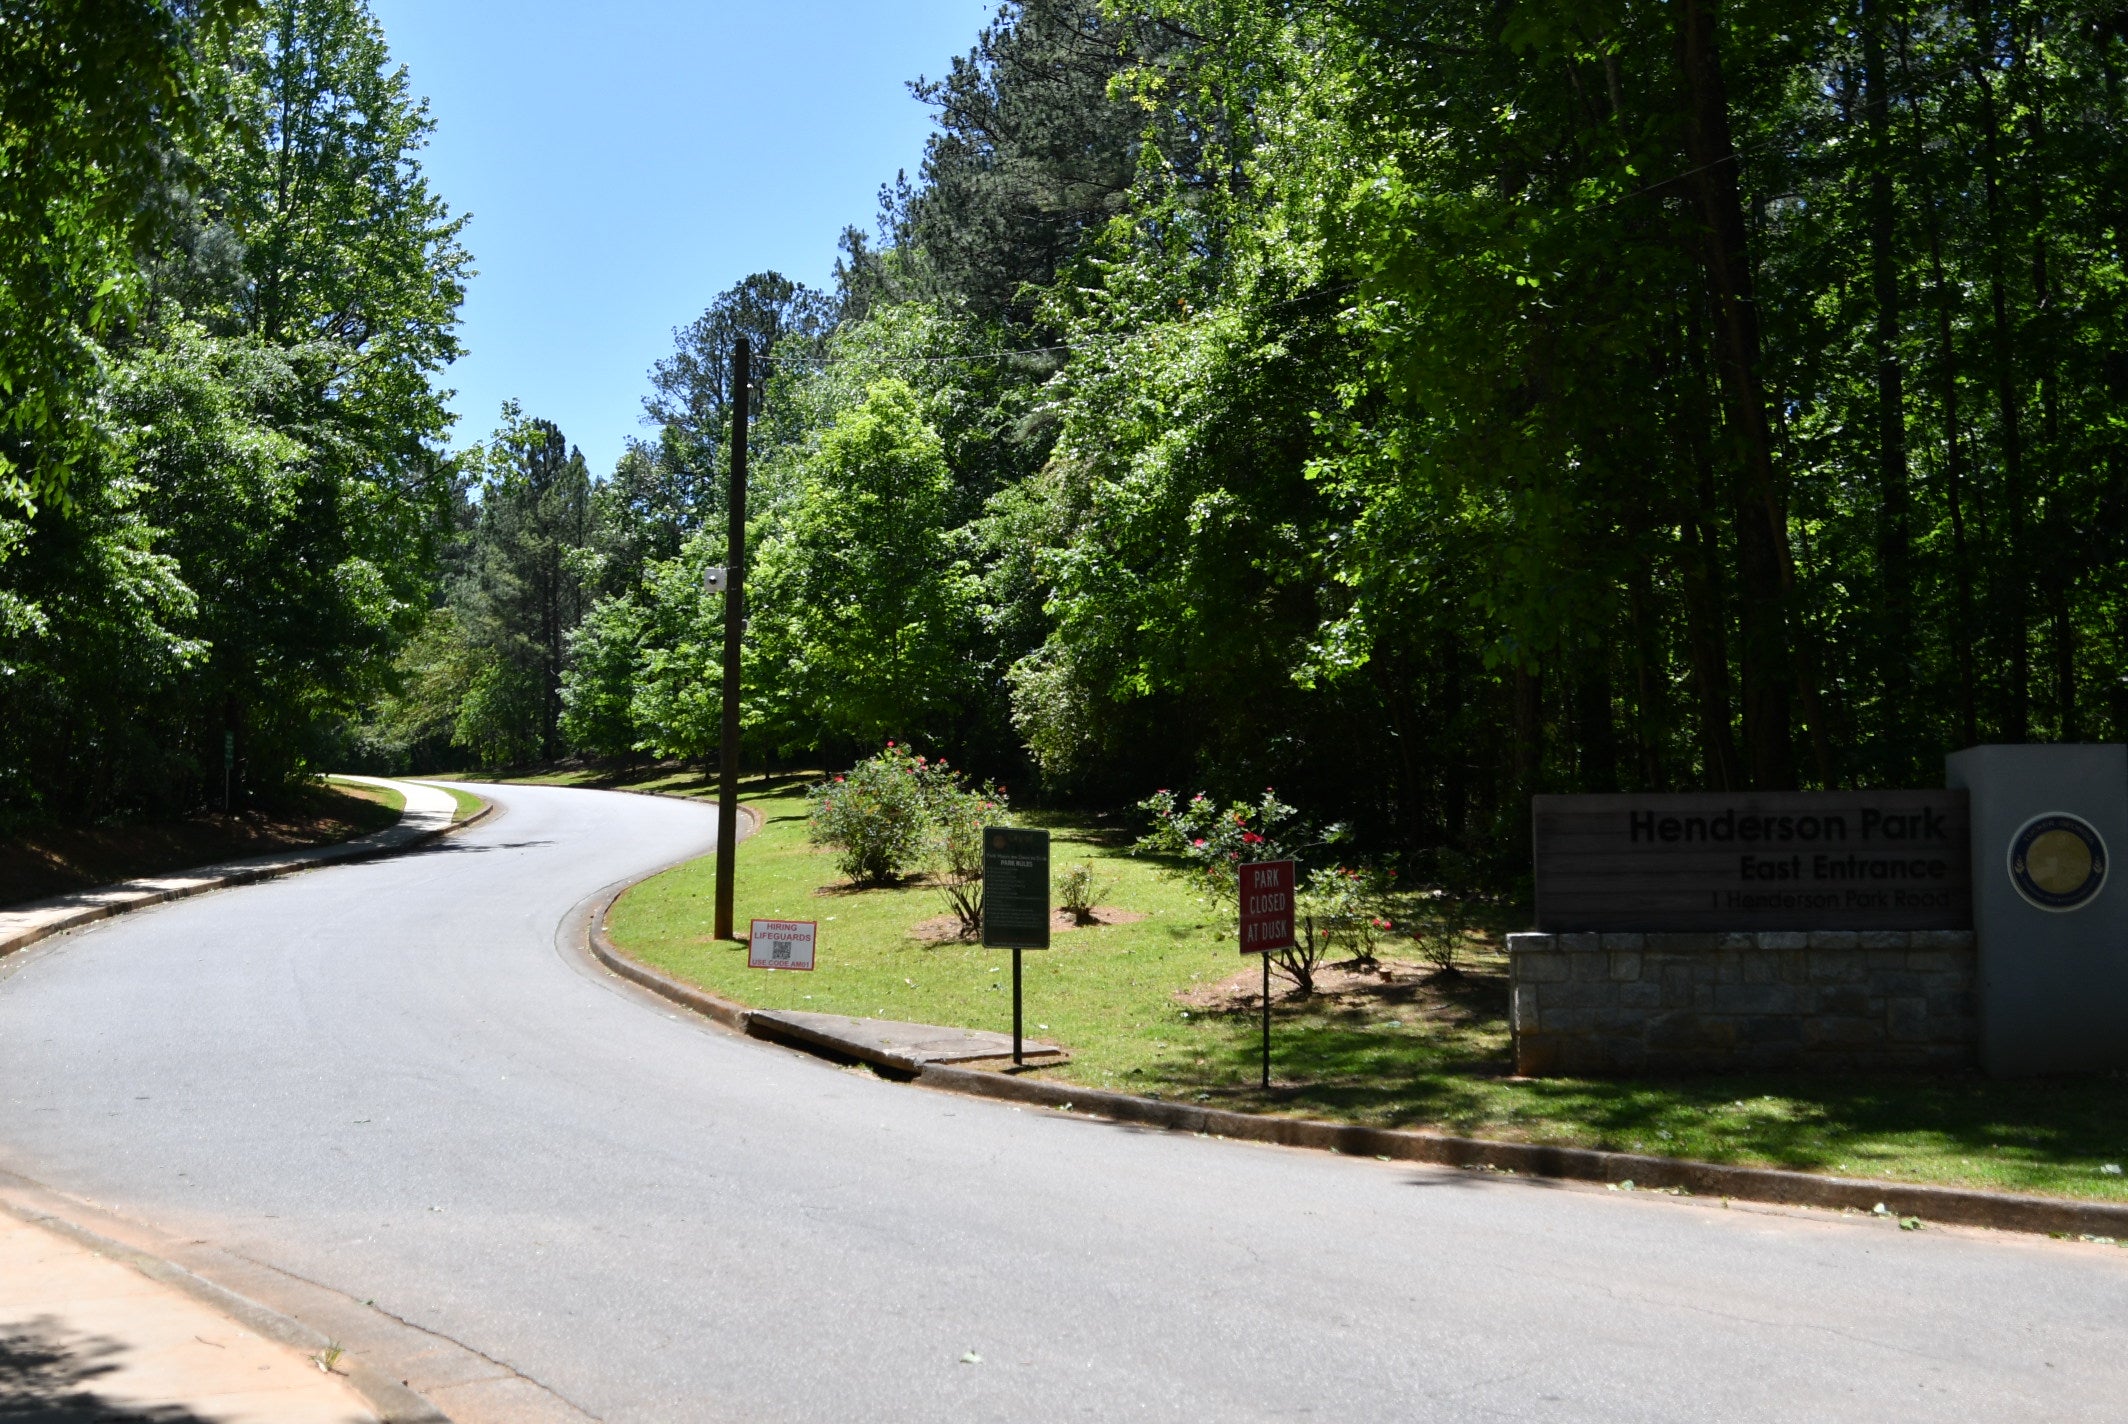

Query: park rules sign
[
  {"left": 982, "top": 827, "right": 1051, "bottom": 949},
  {"left": 1534, "top": 791, "right": 1971, "bottom": 932}
]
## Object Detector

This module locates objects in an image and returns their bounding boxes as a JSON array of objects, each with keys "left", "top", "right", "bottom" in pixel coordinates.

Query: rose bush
[
  {"left": 807, "top": 742, "right": 933, "bottom": 885},
  {"left": 808, "top": 744, "right": 1007, "bottom": 934}
]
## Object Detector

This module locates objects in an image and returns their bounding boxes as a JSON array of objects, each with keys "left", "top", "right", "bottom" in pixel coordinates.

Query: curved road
[{"left": 1, "top": 783, "right": 2123, "bottom": 1423}]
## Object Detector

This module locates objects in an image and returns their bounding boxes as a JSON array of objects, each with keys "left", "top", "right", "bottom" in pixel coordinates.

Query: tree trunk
[
  {"left": 1673, "top": 0, "right": 1796, "bottom": 788},
  {"left": 1971, "top": 22, "right": 2029, "bottom": 740},
  {"left": 1863, "top": 0, "right": 1911, "bottom": 749},
  {"left": 1905, "top": 23, "right": 1979, "bottom": 749}
]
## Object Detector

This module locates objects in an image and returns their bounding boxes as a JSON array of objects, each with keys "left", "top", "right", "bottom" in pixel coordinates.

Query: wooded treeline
[
  {"left": 0, "top": 0, "right": 464, "bottom": 823},
  {"left": 11, "top": 0, "right": 2128, "bottom": 879}
]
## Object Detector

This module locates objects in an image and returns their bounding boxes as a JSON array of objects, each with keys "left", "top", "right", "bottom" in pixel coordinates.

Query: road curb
[
  {"left": 0, "top": 1193, "right": 450, "bottom": 1423},
  {"left": 585, "top": 863, "right": 2128, "bottom": 1241},
  {"left": 907, "top": 1065, "right": 2128, "bottom": 1238},
  {"left": 0, "top": 783, "right": 493, "bottom": 964},
  {"left": 585, "top": 803, "right": 762, "bottom": 1035}
]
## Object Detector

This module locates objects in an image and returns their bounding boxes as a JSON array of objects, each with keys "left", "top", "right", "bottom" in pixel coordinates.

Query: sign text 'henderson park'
[{"left": 1534, "top": 790, "right": 1972, "bottom": 932}]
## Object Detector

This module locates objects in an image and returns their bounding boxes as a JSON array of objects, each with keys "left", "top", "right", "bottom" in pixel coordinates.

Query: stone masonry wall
[{"left": 1507, "top": 930, "right": 1977, "bottom": 1075}]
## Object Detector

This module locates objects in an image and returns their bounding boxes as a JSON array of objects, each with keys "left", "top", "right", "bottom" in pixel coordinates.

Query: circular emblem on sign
[{"left": 2007, "top": 812, "right": 2108, "bottom": 912}]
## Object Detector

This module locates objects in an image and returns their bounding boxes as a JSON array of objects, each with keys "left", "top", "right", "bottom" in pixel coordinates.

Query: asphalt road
[{"left": 2, "top": 782, "right": 2124, "bottom": 1423}]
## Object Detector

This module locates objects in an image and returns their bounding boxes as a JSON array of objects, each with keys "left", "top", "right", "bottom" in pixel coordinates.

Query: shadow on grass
[
  {"left": 0, "top": 1317, "right": 256, "bottom": 1422},
  {"left": 1133, "top": 975, "right": 2128, "bottom": 1184}
]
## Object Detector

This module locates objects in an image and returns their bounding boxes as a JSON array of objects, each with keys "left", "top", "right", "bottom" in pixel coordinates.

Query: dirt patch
[
  {"left": 815, "top": 869, "right": 952, "bottom": 896},
  {"left": 1052, "top": 905, "right": 1145, "bottom": 930},
  {"left": 1175, "top": 956, "right": 1505, "bottom": 1018},
  {"left": 0, "top": 782, "right": 401, "bottom": 909},
  {"left": 907, "top": 904, "right": 1146, "bottom": 942}
]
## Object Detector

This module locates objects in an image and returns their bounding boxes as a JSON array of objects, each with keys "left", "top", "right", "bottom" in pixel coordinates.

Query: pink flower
[
  {"left": 1192, "top": 838, "right": 1207, "bottom": 848},
  {"left": 1242, "top": 832, "right": 1263, "bottom": 845},
  {"left": 887, "top": 740, "right": 896, "bottom": 747},
  {"left": 1372, "top": 917, "right": 1392, "bottom": 930},
  {"left": 834, "top": 776, "right": 845, "bottom": 783}
]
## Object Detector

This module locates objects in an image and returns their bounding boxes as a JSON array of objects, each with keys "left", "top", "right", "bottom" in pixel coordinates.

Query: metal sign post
[
  {"left": 1238, "top": 860, "right": 1296, "bottom": 1090},
  {"left": 981, "top": 827, "right": 1050, "bottom": 1065}
]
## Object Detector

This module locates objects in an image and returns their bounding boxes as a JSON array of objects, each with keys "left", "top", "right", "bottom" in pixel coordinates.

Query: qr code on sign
[{"left": 770, "top": 942, "right": 791, "bottom": 960}]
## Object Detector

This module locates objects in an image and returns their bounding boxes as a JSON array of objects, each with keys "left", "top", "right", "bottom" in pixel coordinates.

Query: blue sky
[{"left": 368, "top": 0, "right": 994, "bottom": 476}]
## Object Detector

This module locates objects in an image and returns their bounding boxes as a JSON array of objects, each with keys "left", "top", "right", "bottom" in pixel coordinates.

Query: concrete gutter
[
  {"left": 0, "top": 776, "right": 487, "bottom": 962},
  {"left": 587, "top": 883, "right": 2128, "bottom": 1242}
]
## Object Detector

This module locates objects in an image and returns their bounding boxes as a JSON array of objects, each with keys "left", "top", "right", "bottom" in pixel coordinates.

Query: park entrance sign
[
  {"left": 1533, "top": 791, "right": 1970, "bottom": 932},
  {"left": 1518, "top": 747, "right": 2128, "bottom": 1078}
]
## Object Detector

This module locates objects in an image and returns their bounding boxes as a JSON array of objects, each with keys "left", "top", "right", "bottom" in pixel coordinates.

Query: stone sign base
[{"left": 1508, "top": 930, "right": 1976, "bottom": 1075}]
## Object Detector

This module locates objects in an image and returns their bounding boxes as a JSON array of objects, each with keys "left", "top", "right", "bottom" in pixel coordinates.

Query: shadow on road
[
  {"left": 404, "top": 838, "right": 555, "bottom": 856},
  {"left": 0, "top": 1316, "right": 230, "bottom": 1422}
]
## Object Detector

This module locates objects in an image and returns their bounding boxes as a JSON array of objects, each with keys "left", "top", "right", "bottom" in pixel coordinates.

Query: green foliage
[
  {"left": 808, "top": 744, "right": 937, "bottom": 886},
  {"left": 0, "top": 0, "right": 258, "bottom": 509},
  {"left": 922, "top": 759, "right": 1009, "bottom": 936},
  {"left": 1297, "top": 865, "right": 1396, "bottom": 970},
  {"left": 1, "top": 0, "right": 464, "bottom": 820},
  {"left": 558, "top": 594, "right": 649, "bottom": 760},
  {"left": 1056, "top": 861, "right": 1106, "bottom": 922},
  {"left": 807, "top": 743, "right": 1009, "bottom": 921},
  {"left": 1133, "top": 787, "right": 1304, "bottom": 906},
  {"left": 749, "top": 378, "right": 980, "bottom": 753}
]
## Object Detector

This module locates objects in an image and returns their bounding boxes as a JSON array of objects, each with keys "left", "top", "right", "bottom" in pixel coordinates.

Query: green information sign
[{"left": 982, "top": 826, "right": 1050, "bottom": 949}]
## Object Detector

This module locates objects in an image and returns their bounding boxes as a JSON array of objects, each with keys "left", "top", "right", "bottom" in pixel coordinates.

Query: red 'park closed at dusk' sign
[{"left": 1238, "top": 860, "right": 1296, "bottom": 955}]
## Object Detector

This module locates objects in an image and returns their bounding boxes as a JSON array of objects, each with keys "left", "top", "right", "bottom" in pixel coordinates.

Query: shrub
[
  {"left": 808, "top": 743, "right": 1008, "bottom": 928},
  {"left": 1132, "top": 787, "right": 1304, "bottom": 903},
  {"left": 808, "top": 743, "right": 933, "bottom": 885},
  {"left": 1135, "top": 786, "right": 1348, "bottom": 994},
  {"left": 1057, "top": 861, "right": 1105, "bottom": 924},
  {"left": 1407, "top": 918, "right": 1464, "bottom": 978},
  {"left": 1300, "top": 865, "right": 1396, "bottom": 969},
  {"left": 925, "top": 767, "right": 1007, "bottom": 937}
]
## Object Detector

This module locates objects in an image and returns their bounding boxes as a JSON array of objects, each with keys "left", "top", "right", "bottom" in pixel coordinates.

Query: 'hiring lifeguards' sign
[
  {"left": 1238, "top": 860, "right": 1297, "bottom": 954},
  {"left": 748, "top": 919, "right": 817, "bottom": 971}
]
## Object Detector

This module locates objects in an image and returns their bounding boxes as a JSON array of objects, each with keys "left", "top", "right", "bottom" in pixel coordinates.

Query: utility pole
[{"left": 714, "top": 337, "right": 749, "bottom": 940}]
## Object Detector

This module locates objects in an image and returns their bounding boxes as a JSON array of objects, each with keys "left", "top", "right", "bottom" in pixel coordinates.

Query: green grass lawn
[
  {"left": 325, "top": 776, "right": 405, "bottom": 815},
  {"left": 438, "top": 761, "right": 722, "bottom": 800},
  {"left": 600, "top": 781, "right": 2128, "bottom": 1204},
  {"left": 426, "top": 782, "right": 487, "bottom": 822}
]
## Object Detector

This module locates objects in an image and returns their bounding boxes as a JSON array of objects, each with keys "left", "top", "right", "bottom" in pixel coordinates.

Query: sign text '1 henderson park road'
[{"left": 1533, "top": 790, "right": 1972, "bottom": 932}]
